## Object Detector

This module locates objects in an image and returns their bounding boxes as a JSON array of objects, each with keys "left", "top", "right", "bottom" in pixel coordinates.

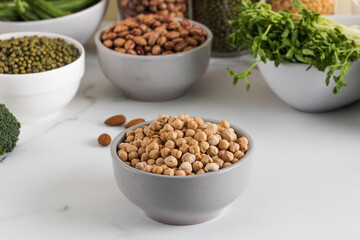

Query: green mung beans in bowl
[
  {"left": 0, "top": 32, "right": 85, "bottom": 123},
  {"left": 0, "top": 35, "right": 80, "bottom": 74}
]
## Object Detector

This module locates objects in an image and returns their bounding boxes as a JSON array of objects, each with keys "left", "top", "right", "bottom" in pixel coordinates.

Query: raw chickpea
[
  {"left": 232, "top": 158, "right": 239, "bottom": 164},
  {"left": 221, "top": 129, "right": 237, "bottom": 142},
  {"left": 149, "top": 149, "right": 160, "bottom": 159},
  {"left": 160, "top": 147, "right": 171, "bottom": 158},
  {"left": 234, "top": 150, "right": 245, "bottom": 159},
  {"left": 152, "top": 166, "right": 164, "bottom": 174},
  {"left": 207, "top": 123, "right": 218, "bottom": 134},
  {"left": 118, "top": 142, "right": 128, "bottom": 149},
  {"left": 168, "top": 116, "right": 177, "bottom": 124},
  {"left": 171, "top": 118, "right": 184, "bottom": 130},
  {"left": 147, "top": 159, "right": 156, "bottom": 165},
  {"left": 161, "top": 164, "right": 169, "bottom": 170},
  {"left": 187, "top": 120, "right": 198, "bottom": 130},
  {"left": 166, "top": 131, "right": 177, "bottom": 141},
  {"left": 182, "top": 153, "right": 196, "bottom": 163},
  {"left": 179, "top": 162, "right": 192, "bottom": 174},
  {"left": 131, "top": 159, "right": 140, "bottom": 167},
  {"left": 237, "top": 136, "right": 249, "bottom": 152},
  {"left": 125, "top": 135, "right": 135, "bottom": 143},
  {"left": 138, "top": 147, "right": 146, "bottom": 156},
  {"left": 156, "top": 114, "right": 168, "bottom": 122},
  {"left": 163, "top": 123, "right": 174, "bottom": 132},
  {"left": 192, "top": 161, "right": 204, "bottom": 172},
  {"left": 156, "top": 157, "right": 165, "bottom": 166},
  {"left": 118, "top": 150, "right": 128, "bottom": 161},
  {"left": 194, "top": 131, "right": 207, "bottom": 142},
  {"left": 185, "top": 129, "right": 196, "bottom": 137},
  {"left": 175, "top": 170, "right": 186, "bottom": 176},
  {"left": 219, "top": 120, "right": 230, "bottom": 129},
  {"left": 146, "top": 141, "right": 159, "bottom": 152},
  {"left": 199, "top": 141, "right": 210, "bottom": 153},
  {"left": 133, "top": 139, "right": 143, "bottom": 147},
  {"left": 160, "top": 133, "right": 167, "bottom": 142},
  {"left": 189, "top": 145, "right": 200, "bottom": 154},
  {"left": 149, "top": 121, "right": 163, "bottom": 131},
  {"left": 164, "top": 156, "right": 178, "bottom": 167},
  {"left": 218, "top": 139, "right": 230, "bottom": 150},
  {"left": 215, "top": 134, "right": 222, "bottom": 141},
  {"left": 229, "top": 142, "right": 240, "bottom": 153},
  {"left": 207, "top": 145, "right": 218, "bottom": 156},
  {"left": 126, "top": 144, "right": 138, "bottom": 153},
  {"left": 196, "top": 169, "right": 205, "bottom": 175},
  {"left": 165, "top": 140, "right": 176, "bottom": 149},
  {"left": 223, "top": 162, "right": 232, "bottom": 168},
  {"left": 179, "top": 144, "right": 189, "bottom": 153},
  {"left": 201, "top": 155, "right": 213, "bottom": 165},
  {"left": 135, "top": 162, "right": 147, "bottom": 170},
  {"left": 188, "top": 139, "right": 199, "bottom": 146},
  {"left": 193, "top": 117, "right": 204, "bottom": 126},
  {"left": 203, "top": 128, "right": 214, "bottom": 136},
  {"left": 164, "top": 168, "right": 175, "bottom": 176},
  {"left": 223, "top": 151, "right": 234, "bottom": 162},
  {"left": 141, "top": 152, "right": 150, "bottom": 161},
  {"left": 144, "top": 165, "right": 153, "bottom": 172},
  {"left": 124, "top": 161, "right": 131, "bottom": 166},
  {"left": 175, "top": 138, "right": 187, "bottom": 147},
  {"left": 207, "top": 135, "right": 220, "bottom": 146},
  {"left": 141, "top": 137, "right": 151, "bottom": 148},
  {"left": 152, "top": 137, "right": 162, "bottom": 145},
  {"left": 213, "top": 157, "right": 224, "bottom": 168},
  {"left": 177, "top": 113, "right": 189, "bottom": 120},
  {"left": 128, "top": 151, "right": 139, "bottom": 160},
  {"left": 205, "top": 163, "right": 220, "bottom": 172},
  {"left": 175, "top": 130, "right": 184, "bottom": 138},
  {"left": 218, "top": 150, "right": 226, "bottom": 159},
  {"left": 126, "top": 130, "right": 135, "bottom": 137},
  {"left": 134, "top": 128, "right": 143, "bottom": 134},
  {"left": 171, "top": 149, "right": 182, "bottom": 159}
]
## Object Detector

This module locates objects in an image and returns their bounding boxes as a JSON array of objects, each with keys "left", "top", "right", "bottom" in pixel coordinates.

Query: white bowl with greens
[
  {"left": 228, "top": 1, "right": 360, "bottom": 112},
  {"left": 0, "top": 0, "right": 107, "bottom": 44}
]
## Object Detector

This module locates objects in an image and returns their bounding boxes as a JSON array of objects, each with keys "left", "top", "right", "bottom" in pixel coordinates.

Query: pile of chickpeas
[{"left": 117, "top": 114, "right": 249, "bottom": 176}]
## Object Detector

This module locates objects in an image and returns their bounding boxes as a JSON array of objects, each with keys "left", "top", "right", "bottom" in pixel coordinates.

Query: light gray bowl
[
  {"left": 95, "top": 20, "right": 213, "bottom": 101},
  {"left": 110, "top": 119, "right": 253, "bottom": 225}
]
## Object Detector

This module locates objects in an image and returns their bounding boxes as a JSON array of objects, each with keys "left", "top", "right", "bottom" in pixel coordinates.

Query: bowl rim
[
  {"left": 0, "top": 0, "right": 108, "bottom": 25},
  {"left": 95, "top": 18, "right": 213, "bottom": 59},
  {"left": 0, "top": 31, "right": 85, "bottom": 77},
  {"left": 110, "top": 117, "right": 254, "bottom": 179}
]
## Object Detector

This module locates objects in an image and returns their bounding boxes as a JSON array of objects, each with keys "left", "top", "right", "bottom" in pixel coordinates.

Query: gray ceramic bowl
[
  {"left": 95, "top": 20, "right": 213, "bottom": 101},
  {"left": 110, "top": 119, "right": 253, "bottom": 225}
]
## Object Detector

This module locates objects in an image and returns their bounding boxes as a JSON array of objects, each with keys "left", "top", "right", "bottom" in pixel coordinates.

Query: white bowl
[
  {"left": 257, "top": 15, "right": 360, "bottom": 112},
  {"left": 0, "top": 0, "right": 108, "bottom": 44},
  {"left": 353, "top": 0, "right": 360, "bottom": 15},
  {"left": 0, "top": 32, "right": 85, "bottom": 123},
  {"left": 95, "top": 20, "right": 212, "bottom": 101}
]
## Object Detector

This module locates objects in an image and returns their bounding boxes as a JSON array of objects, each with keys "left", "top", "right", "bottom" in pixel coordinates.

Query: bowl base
[{"left": 144, "top": 211, "right": 221, "bottom": 226}]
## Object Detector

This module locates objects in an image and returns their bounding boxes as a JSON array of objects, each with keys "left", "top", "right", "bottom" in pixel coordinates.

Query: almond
[
  {"left": 98, "top": 133, "right": 112, "bottom": 146},
  {"left": 105, "top": 115, "right": 126, "bottom": 126},
  {"left": 125, "top": 118, "right": 146, "bottom": 129}
]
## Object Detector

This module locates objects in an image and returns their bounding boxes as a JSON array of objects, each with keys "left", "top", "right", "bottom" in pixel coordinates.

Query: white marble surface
[{"left": 1, "top": 33, "right": 360, "bottom": 240}]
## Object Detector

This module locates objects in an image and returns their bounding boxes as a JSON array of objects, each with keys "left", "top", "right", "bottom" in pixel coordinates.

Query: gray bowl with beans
[
  {"left": 94, "top": 17, "right": 212, "bottom": 101},
  {"left": 110, "top": 118, "right": 253, "bottom": 225}
]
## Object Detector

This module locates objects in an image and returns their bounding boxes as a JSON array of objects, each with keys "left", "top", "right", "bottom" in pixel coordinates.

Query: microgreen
[{"left": 227, "top": 0, "right": 360, "bottom": 94}]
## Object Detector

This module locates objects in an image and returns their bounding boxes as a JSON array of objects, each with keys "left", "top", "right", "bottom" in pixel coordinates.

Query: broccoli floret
[{"left": 0, "top": 104, "right": 21, "bottom": 155}]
